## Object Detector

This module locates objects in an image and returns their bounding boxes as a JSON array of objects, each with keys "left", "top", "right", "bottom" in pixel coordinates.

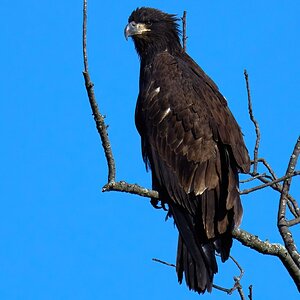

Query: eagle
[{"left": 125, "top": 7, "right": 250, "bottom": 294}]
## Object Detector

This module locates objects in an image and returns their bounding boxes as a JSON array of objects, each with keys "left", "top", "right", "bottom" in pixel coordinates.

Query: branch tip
[{"left": 244, "top": 70, "right": 261, "bottom": 174}]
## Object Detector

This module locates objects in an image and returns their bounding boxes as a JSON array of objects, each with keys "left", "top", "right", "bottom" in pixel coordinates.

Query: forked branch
[{"left": 278, "top": 137, "right": 300, "bottom": 269}]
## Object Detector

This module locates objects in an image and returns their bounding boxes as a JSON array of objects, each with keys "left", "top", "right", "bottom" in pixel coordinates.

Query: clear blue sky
[{"left": 1, "top": 1, "right": 299, "bottom": 299}]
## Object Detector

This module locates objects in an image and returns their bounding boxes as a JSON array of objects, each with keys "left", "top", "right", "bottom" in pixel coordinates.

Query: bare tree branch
[
  {"left": 240, "top": 173, "right": 267, "bottom": 184},
  {"left": 240, "top": 73, "right": 299, "bottom": 227},
  {"left": 244, "top": 157, "right": 299, "bottom": 218},
  {"left": 152, "top": 258, "right": 176, "bottom": 268},
  {"left": 82, "top": 0, "right": 116, "bottom": 184},
  {"left": 256, "top": 158, "right": 277, "bottom": 180},
  {"left": 244, "top": 70, "right": 260, "bottom": 174},
  {"left": 248, "top": 285, "right": 253, "bottom": 300},
  {"left": 278, "top": 136, "right": 300, "bottom": 268},
  {"left": 240, "top": 171, "right": 300, "bottom": 195},
  {"left": 181, "top": 11, "right": 187, "bottom": 52},
  {"left": 103, "top": 180, "right": 159, "bottom": 199},
  {"left": 82, "top": 0, "right": 88, "bottom": 72},
  {"left": 250, "top": 157, "right": 299, "bottom": 217},
  {"left": 233, "top": 228, "right": 300, "bottom": 291},
  {"left": 230, "top": 255, "right": 245, "bottom": 280},
  {"left": 253, "top": 173, "right": 299, "bottom": 218}
]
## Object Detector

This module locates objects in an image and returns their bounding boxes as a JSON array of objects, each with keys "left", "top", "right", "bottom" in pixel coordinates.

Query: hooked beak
[{"left": 124, "top": 21, "right": 150, "bottom": 40}]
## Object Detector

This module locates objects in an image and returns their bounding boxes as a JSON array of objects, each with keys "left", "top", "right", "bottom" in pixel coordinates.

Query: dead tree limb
[
  {"left": 240, "top": 171, "right": 300, "bottom": 195},
  {"left": 244, "top": 70, "right": 260, "bottom": 174},
  {"left": 233, "top": 228, "right": 300, "bottom": 291},
  {"left": 248, "top": 285, "right": 253, "bottom": 300},
  {"left": 82, "top": 0, "right": 116, "bottom": 184},
  {"left": 240, "top": 154, "right": 299, "bottom": 218},
  {"left": 278, "top": 137, "right": 300, "bottom": 268},
  {"left": 181, "top": 11, "right": 187, "bottom": 52}
]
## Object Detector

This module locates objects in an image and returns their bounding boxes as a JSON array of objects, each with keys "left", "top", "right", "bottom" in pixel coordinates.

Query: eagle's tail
[
  {"left": 176, "top": 234, "right": 216, "bottom": 293},
  {"left": 170, "top": 204, "right": 216, "bottom": 293}
]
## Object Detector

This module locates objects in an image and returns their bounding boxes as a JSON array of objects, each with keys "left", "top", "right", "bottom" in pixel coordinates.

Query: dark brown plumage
[{"left": 125, "top": 7, "right": 250, "bottom": 294}]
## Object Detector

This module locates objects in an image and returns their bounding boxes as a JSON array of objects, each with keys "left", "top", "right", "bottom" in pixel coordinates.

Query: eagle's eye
[{"left": 145, "top": 20, "right": 152, "bottom": 26}]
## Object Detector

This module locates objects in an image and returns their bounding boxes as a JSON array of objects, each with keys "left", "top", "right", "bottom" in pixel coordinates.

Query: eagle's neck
[{"left": 133, "top": 33, "right": 182, "bottom": 64}]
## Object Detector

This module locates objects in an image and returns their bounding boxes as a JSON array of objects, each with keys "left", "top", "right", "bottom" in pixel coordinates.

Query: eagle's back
[{"left": 136, "top": 51, "right": 249, "bottom": 199}]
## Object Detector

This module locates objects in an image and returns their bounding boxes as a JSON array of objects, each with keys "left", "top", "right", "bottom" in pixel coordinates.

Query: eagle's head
[{"left": 125, "top": 7, "right": 182, "bottom": 60}]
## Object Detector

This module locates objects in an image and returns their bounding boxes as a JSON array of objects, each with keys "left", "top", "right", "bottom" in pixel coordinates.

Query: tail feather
[
  {"left": 170, "top": 204, "right": 218, "bottom": 293},
  {"left": 176, "top": 235, "right": 215, "bottom": 293},
  {"left": 213, "top": 231, "right": 233, "bottom": 262}
]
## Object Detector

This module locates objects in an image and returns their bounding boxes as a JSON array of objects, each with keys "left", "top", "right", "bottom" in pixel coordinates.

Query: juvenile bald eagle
[{"left": 125, "top": 7, "right": 250, "bottom": 294}]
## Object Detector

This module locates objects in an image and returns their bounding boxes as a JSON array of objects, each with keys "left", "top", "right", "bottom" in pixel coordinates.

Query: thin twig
[
  {"left": 230, "top": 255, "right": 245, "bottom": 280},
  {"left": 278, "top": 136, "right": 300, "bottom": 268},
  {"left": 256, "top": 158, "right": 277, "bottom": 180},
  {"left": 82, "top": 0, "right": 116, "bottom": 183},
  {"left": 253, "top": 172, "right": 299, "bottom": 218},
  {"left": 212, "top": 283, "right": 231, "bottom": 293},
  {"left": 240, "top": 173, "right": 266, "bottom": 184},
  {"left": 240, "top": 171, "right": 300, "bottom": 195},
  {"left": 82, "top": 0, "right": 88, "bottom": 72},
  {"left": 253, "top": 158, "right": 299, "bottom": 208},
  {"left": 244, "top": 70, "right": 260, "bottom": 174},
  {"left": 248, "top": 285, "right": 253, "bottom": 300},
  {"left": 152, "top": 258, "right": 176, "bottom": 268},
  {"left": 243, "top": 168, "right": 299, "bottom": 217},
  {"left": 181, "top": 11, "right": 187, "bottom": 52}
]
